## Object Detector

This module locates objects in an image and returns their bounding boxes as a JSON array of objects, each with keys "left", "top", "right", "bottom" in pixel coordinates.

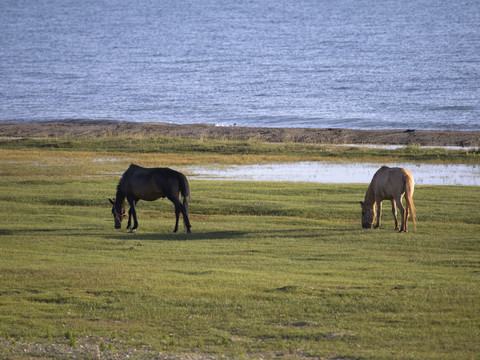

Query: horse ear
[
  {"left": 359, "top": 201, "right": 364, "bottom": 207},
  {"left": 109, "top": 198, "right": 115, "bottom": 205}
]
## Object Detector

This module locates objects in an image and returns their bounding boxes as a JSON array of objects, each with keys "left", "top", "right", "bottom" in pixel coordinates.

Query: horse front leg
[
  {"left": 127, "top": 208, "right": 133, "bottom": 230},
  {"left": 126, "top": 200, "right": 138, "bottom": 230},
  {"left": 391, "top": 199, "right": 399, "bottom": 230},
  {"left": 127, "top": 198, "right": 138, "bottom": 232},
  {"left": 374, "top": 201, "right": 382, "bottom": 229}
]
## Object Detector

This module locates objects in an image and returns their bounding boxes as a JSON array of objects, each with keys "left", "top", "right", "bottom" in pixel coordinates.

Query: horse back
[
  {"left": 372, "top": 166, "right": 410, "bottom": 200},
  {"left": 153, "top": 167, "right": 189, "bottom": 198},
  {"left": 121, "top": 164, "right": 189, "bottom": 201}
]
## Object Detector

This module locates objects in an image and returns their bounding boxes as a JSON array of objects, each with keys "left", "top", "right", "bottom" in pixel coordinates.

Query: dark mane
[{"left": 117, "top": 164, "right": 136, "bottom": 193}]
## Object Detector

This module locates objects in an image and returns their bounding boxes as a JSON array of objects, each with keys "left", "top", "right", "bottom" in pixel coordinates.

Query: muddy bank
[{"left": 1, "top": 120, "right": 479, "bottom": 147}]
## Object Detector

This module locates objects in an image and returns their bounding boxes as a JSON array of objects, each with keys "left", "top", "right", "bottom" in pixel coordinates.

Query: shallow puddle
[{"left": 185, "top": 162, "right": 480, "bottom": 186}]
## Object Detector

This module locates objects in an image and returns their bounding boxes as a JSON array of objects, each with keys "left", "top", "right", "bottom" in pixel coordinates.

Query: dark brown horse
[
  {"left": 360, "top": 166, "right": 416, "bottom": 232},
  {"left": 110, "top": 164, "right": 191, "bottom": 233}
]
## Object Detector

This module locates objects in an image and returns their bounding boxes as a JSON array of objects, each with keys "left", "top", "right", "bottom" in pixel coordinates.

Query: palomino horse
[
  {"left": 360, "top": 166, "right": 416, "bottom": 232},
  {"left": 110, "top": 164, "right": 191, "bottom": 233}
]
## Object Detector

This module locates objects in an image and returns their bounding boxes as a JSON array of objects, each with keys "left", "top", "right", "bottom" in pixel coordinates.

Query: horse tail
[
  {"left": 178, "top": 172, "right": 190, "bottom": 215},
  {"left": 177, "top": 172, "right": 191, "bottom": 232},
  {"left": 404, "top": 170, "right": 417, "bottom": 229}
]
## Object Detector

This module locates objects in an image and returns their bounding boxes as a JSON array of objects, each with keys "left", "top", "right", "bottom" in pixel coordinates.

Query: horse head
[
  {"left": 360, "top": 201, "right": 376, "bottom": 229},
  {"left": 109, "top": 198, "right": 126, "bottom": 229}
]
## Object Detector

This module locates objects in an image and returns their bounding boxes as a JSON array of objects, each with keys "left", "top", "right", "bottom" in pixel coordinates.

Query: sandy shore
[{"left": 1, "top": 120, "right": 479, "bottom": 147}]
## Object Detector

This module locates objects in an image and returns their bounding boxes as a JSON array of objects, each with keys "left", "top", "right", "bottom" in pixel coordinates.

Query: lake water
[
  {"left": 184, "top": 162, "right": 480, "bottom": 186},
  {"left": 1, "top": 0, "right": 479, "bottom": 130}
]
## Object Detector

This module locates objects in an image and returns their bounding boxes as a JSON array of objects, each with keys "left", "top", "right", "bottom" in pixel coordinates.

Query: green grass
[
  {"left": 0, "top": 145, "right": 479, "bottom": 359},
  {"left": 1, "top": 135, "right": 479, "bottom": 164}
]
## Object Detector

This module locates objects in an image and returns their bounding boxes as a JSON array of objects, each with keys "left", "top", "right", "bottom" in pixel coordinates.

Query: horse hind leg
[
  {"left": 177, "top": 200, "right": 192, "bottom": 233},
  {"left": 404, "top": 201, "right": 409, "bottom": 233},
  {"left": 174, "top": 206, "right": 180, "bottom": 233},
  {"left": 180, "top": 201, "right": 192, "bottom": 233},
  {"left": 169, "top": 196, "right": 191, "bottom": 233},
  {"left": 182, "top": 195, "right": 191, "bottom": 233},
  {"left": 396, "top": 196, "right": 406, "bottom": 232}
]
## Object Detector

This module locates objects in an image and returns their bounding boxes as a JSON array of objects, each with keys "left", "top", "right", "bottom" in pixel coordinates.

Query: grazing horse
[
  {"left": 360, "top": 166, "right": 416, "bottom": 232},
  {"left": 110, "top": 164, "right": 191, "bottom": 233}
]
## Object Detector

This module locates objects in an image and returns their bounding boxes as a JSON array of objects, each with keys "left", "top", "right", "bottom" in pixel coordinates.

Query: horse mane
[
  {"left": 116, "top": 164, "right": 136, "bottom": 195},
  {"left": 365, "top": 166, "right": 388, "bottom": 204}
]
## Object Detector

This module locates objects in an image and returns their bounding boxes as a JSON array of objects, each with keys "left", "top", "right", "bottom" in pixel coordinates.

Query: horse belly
[
  {"left": 142, "top": 191, "right": 165, "bottom": 201},
  {"left": 130, "top": 182, "right": 164, "bottom": 201},
  {"left": 375, "top": 179, "right": 394, "bottom": 201}
]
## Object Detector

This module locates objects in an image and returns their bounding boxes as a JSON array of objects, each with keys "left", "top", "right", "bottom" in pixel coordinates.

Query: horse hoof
[
  {"left": 129, "top": 229, "right": 136, "bottom": 233},
  {"left": 187, "top": 229, "right": 192, "bottom": 234}
]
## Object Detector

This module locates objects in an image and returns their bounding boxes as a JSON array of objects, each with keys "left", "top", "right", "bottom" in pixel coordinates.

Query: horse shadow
[
  {"left": 0, "top": 228, "right": 96, "bottom": 236},
  {"left": 106, "top": 230, "right": 247, "bottom": 242}
]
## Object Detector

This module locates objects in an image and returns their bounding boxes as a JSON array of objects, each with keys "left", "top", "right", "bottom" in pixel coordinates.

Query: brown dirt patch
[{"left": 0, "top": 120, "right": 479, "bottom": 147}]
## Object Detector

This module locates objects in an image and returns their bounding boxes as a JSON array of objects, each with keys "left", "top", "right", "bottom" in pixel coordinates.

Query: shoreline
[{"left": 1, "top": 120, "right": 479, "bottom": 147}]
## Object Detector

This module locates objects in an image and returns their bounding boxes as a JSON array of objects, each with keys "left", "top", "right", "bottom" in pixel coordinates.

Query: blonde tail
[{"left": 405, "top": 172, "right": 417, "bottom": 230}]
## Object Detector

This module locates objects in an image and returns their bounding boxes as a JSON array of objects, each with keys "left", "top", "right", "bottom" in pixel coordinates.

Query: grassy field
[
  {"left": 0, "top": 139, "right": 479, "bottom": 359},
  {"left": 1, "top": 135, "right": 479, "bottom": 164}
]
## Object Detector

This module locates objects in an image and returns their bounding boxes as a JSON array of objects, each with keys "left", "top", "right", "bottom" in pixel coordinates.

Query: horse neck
[
  {"left": 364, "top": 184, "right": 376, "bottom": 207},
  {"left": 115, "top": 186, "right": 126, "bottom": 207}
]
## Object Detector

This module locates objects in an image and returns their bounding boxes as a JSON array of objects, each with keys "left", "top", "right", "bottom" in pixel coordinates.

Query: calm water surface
[
  {"left": 185, "top": 162, "right": 480, "bottom": 186},
  {"left": 1, "top": 0, "right": 479, "bottom": 130}
]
